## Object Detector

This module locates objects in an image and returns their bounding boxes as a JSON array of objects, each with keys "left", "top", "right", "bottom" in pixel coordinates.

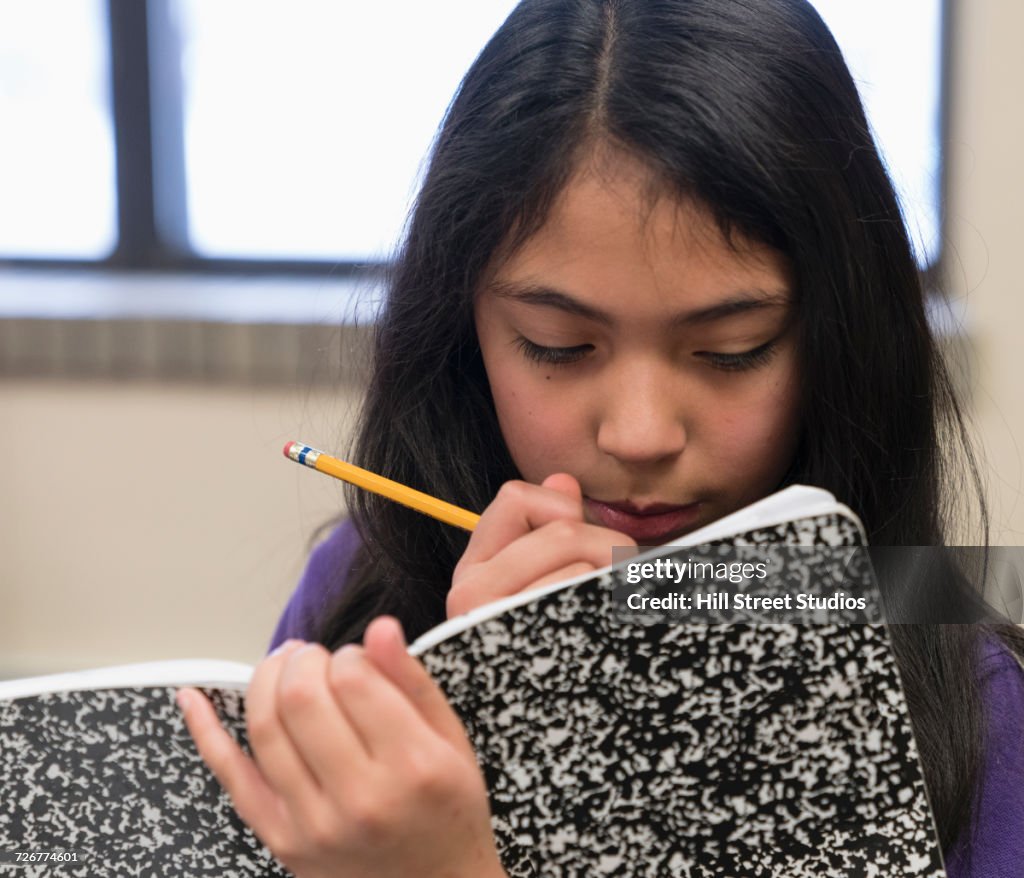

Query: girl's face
[{"left": 474, "top": 157, "right": 802, "bottom": 545}]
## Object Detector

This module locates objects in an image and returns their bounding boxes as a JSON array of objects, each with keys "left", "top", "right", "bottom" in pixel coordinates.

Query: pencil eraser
[{"left": 283, "top": 441, "right": 295, "bottom": 458}]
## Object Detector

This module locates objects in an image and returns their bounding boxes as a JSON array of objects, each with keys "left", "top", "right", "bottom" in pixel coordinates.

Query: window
[
  {"left": 0, "top": 1, "right": 115, "bottom": 259},
  {"left": 174, "top": 0, "right": 520, "bottom": 262},
  {"left": 813, "top": 0, "right": 944, "bottom": 268},
  {"left": 0, "top": 0, "right": 946, "bottom": 272}
]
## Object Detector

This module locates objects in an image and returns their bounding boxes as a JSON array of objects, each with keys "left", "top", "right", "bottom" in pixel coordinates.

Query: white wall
[{"left": 1, "top": 0, "right": 1021, "bottom": 678}]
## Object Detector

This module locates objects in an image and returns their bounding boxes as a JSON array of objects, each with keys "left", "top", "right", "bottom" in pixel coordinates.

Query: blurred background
[{"left": 0, "top": 0, "right": 1021, "bottom": 678}]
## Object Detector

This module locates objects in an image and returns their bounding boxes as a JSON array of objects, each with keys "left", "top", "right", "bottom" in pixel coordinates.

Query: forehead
[{"left": 486, "top": 156, "right": 792, "bottom": 314}]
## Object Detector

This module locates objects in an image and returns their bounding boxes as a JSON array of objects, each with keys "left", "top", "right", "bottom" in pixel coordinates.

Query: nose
[{"left": 595, "top": 361, "right": 687, "bottom": 466}]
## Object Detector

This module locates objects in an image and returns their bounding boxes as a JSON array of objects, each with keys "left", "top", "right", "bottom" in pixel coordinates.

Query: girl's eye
[
  {"left": 513, "top": 336, "right": 592, "bottom": 366},
  {"left": 512, "top": 336, "right": 779, "bottom": 371},
  {"left": 699, "top": 340, "right": 779, "bottom": 372}
]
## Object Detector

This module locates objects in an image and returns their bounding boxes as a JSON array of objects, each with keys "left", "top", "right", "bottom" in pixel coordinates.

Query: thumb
[
  {"left": 541, "top": 472, "right": 582, "bottom": 504},
  {"left": 362, "top": 615, "right": 475, "bottom": 752}
]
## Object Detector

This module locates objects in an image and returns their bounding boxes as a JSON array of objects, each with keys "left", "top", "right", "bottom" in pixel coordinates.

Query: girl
[{"left": 179, "top": 0, "right": 1024, "bottom": 875}]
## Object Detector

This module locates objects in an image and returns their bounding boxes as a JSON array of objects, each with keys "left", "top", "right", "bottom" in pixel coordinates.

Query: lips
[{"left": 584, "top": 497, "right": 703, "bottom": 545}]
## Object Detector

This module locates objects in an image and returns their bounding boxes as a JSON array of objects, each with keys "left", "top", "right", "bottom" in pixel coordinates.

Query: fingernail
[
  {"left": 391, "top": 620, "right": 407, "bottom": 649},
  {"left": 369, "top": 615, "right": 406, "bottom": 649},
  {"left": 269, "top": 639, "right": 305, "bottom": 658},
  {"left": 176, "top": 689, "right": 193, "bottom": 712},
  {"left": 335, "top": 644, "right": 362, "bottom": 662}
]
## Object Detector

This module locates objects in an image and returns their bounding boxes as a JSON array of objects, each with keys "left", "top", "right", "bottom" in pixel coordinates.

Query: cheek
[
  {"left": 489, "top": 371, "right": 585, "bottom": 482},
  {"left": 704, "top": 377, "right": 801, "bottom": 474},
  {"left": 712, "top": 407, "right": 797, "bottom": 458}
]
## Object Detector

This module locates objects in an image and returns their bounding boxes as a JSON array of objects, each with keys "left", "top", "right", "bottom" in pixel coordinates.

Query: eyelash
[
  {"left": 700, "top": 340, "right": 779, "bottom": 372},
  {"left": 513, "top": 336, "right": 592, "bottom": 365},
  {"left": 513, "top": 336, "right": 779, "bottom": 372}
]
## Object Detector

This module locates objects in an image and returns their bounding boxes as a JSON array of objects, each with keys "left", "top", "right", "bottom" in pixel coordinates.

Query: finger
[
  {"left": 274, "top": 642, "right": 370, "bottom": 793},
  {"left": 327, "top": 626, "right": 465, "bottom": 763},
  {"left": 453, "top": 518, "right": 632, "bottom": 609},
  {"left": 177, "top": 686, "right": 284, "bottom": 836},
  {"left": 540, "top": 472, "right": 583, "bottom": 503},
  {"left": 244, "top": 641, "right": 324, "bottom": 806},
  {"left": 360, "top": 616, "right": 470, "bottom": 750},
  {"left": 523, "top": 560, "right": 597, "bottom": 592},
  {"left": 457, "top": 476, "right": 585, "bottom": 568}
]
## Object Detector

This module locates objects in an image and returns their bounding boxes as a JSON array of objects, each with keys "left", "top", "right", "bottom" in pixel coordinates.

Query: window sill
[{"left": 0, "top": 269, "right": 377, "bottom": 384}]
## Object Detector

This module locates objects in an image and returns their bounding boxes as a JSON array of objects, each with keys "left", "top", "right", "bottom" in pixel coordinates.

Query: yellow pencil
[{"left": 283, "top": 441, "right": 481, "bottom": 532}]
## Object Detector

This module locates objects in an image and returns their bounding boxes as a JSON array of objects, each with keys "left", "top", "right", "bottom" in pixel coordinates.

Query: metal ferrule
[{"left": 288, "top": 443, "right": 321, "bottom": 467}]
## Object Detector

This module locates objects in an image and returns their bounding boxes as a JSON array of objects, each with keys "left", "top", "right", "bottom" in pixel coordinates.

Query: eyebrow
[{"left": 485, "top": 281, "right": 791, "bottom": 328}]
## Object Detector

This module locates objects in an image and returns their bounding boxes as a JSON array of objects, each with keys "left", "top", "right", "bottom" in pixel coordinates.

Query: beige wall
[
  {"left": 0, "top": 380, "right": 363, "bottom": 677},
  {"left": 1, "top": 0, "right": 1022, "bottom": 678},
  {"left": 945, "top": 0, "right": 1024, "bottom": 544}
]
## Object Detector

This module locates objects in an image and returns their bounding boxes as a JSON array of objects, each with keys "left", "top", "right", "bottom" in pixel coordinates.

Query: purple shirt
[
  {"left": 945, "top": 637, "right": 1024, "bottom": 875},
  {"left": 270, "top": 521, "right": 362, "bottom": 650},
  {"left": 271, "top": 522, "right": 1024, "bottom": 875}
]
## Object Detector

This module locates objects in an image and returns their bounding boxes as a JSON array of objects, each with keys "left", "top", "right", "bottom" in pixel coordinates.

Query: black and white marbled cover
[
  {"left": 0, "top": 685, "right": 289, "bottom": 877},
  {"left": 417, "top": 510, "right": 947, "bottom": 878}
]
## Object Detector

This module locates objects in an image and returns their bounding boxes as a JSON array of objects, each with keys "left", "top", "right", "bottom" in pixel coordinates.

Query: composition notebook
[{"left": 0, "top": 485, "right": 947, "bottom": 877}]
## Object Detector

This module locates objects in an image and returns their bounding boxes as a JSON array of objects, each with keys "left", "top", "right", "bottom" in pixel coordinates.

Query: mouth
[{"left": 583, "top": 497, "right": 703, "bottom": 545}]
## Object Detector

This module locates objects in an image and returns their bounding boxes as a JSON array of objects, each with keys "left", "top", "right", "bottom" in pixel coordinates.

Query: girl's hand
[
  {"left": 177, "top": 617, "right": 507, "bottom": 878},
  {"left": 448, "top": 473, "right": 637, "bottom": 617}
]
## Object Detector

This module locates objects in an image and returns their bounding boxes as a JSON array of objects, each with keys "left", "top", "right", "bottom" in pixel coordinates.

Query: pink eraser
[{"left": 283, "top": 441, "right": 295, "bottom": 458}]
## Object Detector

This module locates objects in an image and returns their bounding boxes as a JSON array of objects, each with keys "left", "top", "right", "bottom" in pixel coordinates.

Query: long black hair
[{"left": 313, "top": 0, "right": 1024, "bottom": 855}]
